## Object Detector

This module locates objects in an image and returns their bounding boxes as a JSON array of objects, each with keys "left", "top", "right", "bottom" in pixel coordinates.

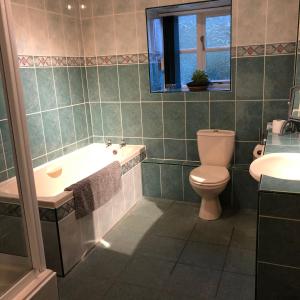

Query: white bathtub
[
  {"left": 0, "top": 143, "right": 145, "bottom": 208},
  {"left": 0, "top": 143, "right": 146, "bottom": 276}
]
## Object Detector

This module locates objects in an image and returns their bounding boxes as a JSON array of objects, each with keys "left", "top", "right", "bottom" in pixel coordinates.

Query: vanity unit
[{"left": 252, "top": 132, "right": 300, "bottom": 299}]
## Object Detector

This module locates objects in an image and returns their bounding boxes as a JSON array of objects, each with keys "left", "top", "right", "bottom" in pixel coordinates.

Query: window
[{"left": 178, "top": 10, "right": 231, "bottom": 86}]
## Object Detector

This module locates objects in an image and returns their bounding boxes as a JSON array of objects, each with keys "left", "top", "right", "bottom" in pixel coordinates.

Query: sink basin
[{"left": 249, "top": 153, "right": 300, "bottom": 182}]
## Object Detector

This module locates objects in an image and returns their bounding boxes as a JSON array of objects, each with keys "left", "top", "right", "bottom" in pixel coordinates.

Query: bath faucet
[
  {"left": 120, "top": 139, "right": 126, "bottom": 148},
  {"left": 105, "top": 139, "right": 112, "bottom": 147}
]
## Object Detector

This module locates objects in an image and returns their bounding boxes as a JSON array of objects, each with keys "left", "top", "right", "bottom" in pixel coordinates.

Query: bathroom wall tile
[
  {"left": 235, "top": 141, "right": 257, "bottom": 165},
  {"left": 186, "top": 91, "right": 209, "bottom": 102},
  {"left": 236, "top": 57, "right": 264, "bottom": 100},
  {"left": 0, "top": 142, "right": 6, "bottom": 172},
  {"left": 264, "top": 55, "right": 295, "bottom": 100},
  {"left": 163, "top": 92, "right": 184, "bottom": 102},
  {"left": 135, "top": 0, "right": 158, "bottom": 11},
  {"left": 183, "top": 165, "right": 199, "bottom": 203},
  {"left": 101, "top": 103, "right": 122, "bottom": 136},
  {"left": 115, "top": 14, "right": 137, "bottom": 55},
  {"left": 79, "top": 0, "right": 92, "bottom": 18},
  {"left": 85, "top": 103, "right": 93, "bottom": 136},
  {"left": 81, "top": 18, "right": 96, "bottom": 57},
  {"left": 42, "top": 110, "right": 62, "bottom": 153},
  {"left": 237, "top": 0, "right": 267, "bottom": 46},
  {"left": 47, "top": 13, "right": 65, "bottom": 57},
  {"left": 121, "top": 103, "right": 142, "bottom": 137},
  {"left": 53, "top": 68, "right": 71, "bottom": 107},
  {"left": 139, "top": 64, "right": 162, "bottom": 101},
  {"left": 136, "top": 12, "right": 147, "bottom": 53},
  {"left": 63, "top": 17, "right": 82, "bottom": 57},
  {"left": 62, "top": 0, "right": 80, "bottom": 17},
  {"left": 186, "top": 140, "right": 199, "bottom": 162},
  {"left": 142, "top": 103, "right": 163, "bottom": 138},
  {"left": 19, "top": 68, "right": 40, "bottom": 114},
  {"left": 266, "top": 0, "right": 299, "bottom": 44},
  {"left": 144, "top": 138, "right": 164, "bottom": 158},
  {"left": 92, "top": 0, "right": 113, "bottom": 16},
  {"left": 73, "top": 104, "right": 88, "bottom": 140},
  {"left": 47, "top": 149, "right": 63, "bottom": 161},
  {"left": 164, "top": 139, "right": 186, "bottom": 160},
  {"left": 69, "top": 67, "right": 84, "bottom": 104},
  {"left": 186, "top": 102, "right": 209, "bottom": 139},
  {"left": 118, "top": 65, "right": 140, "bottom": 102},
  {"left": 236, "top": 101, "right": 262, "bottom": 141},
  {"left": 258, "top": 216, "right": 300, "bottom": 268},
  {"left": 163, "top": 102, "right": 185, "bottom": 139},
  {"left": 59, "top": 107, "right": 76, "bottom": 146},
  {"left": 0, "top": 83, "right": 6, "bottom": 121},
  {"left": 0, "top": 121, "right": 14, "bottom": 169},
  {"left": 113, "top": 0, "right": 135, "bottom": 13},
  {"left": 210, "top": 102, "right": 235, "bottom": 130},
  {"left": 81, "top": 68, "right": 89, "bottom": 103},
  {"left": 45, "top": 0, "right": 62, "bottom": 14},
  {"left": 27, "top": 114, "right": 46, "bottom": 158},
  {"left": 142, "top": 162, "right": 161, "bottom": 198},
  {"left": 161, "top": 164, "right": 183, "bottom": 201},
  {"left": 263, "top": 100, "right": 288, "bottom": 129},
  {"left": 232, "top": 167, "right": 258, "bottom": 209},
  {"left": 98, "top": 66, "right": 120, "bottom": 102},
  {"left": 27, "top": 8, "right": 50, "bottom": 56},
  {"left": 36, "top": 68, "right": 56, "bottom": 111},
  {"left": 94, "top": 16, "right": 116, "bottom": 56},
  {"left": 90, "top": 103, "right": 103, "bottom": 136},
  {"left": 86, "top": 67, "right": 100, "bottom": 102}
]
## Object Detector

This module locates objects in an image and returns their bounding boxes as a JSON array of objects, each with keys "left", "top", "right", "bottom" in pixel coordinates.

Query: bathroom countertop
[{"left": 259, "top": 131, "right": 300, "bottom": 194}]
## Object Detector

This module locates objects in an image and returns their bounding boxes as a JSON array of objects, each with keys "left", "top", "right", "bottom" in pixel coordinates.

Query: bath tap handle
[
  {"left": 105, "top": 139, "right": 112, "bottom": 147},
  {"left": 120, "top": 139, "right": 126, "bottom": 148}
]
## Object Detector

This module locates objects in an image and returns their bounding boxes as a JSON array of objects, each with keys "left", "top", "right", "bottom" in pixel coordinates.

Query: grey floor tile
[
  {"left": 164, "top": 202, "right": 199, "bottom": 219},
  {"left": 189, "top": 221, "right": 234, "bottom": 246},
  {"left": 230, "top": 229, "right": 256, "bottom": 251},
  {"left": 136, "top": 235, "right": 186, "bottom": 262},
  {"left": 179, "top": 241, "right": 227, "bottom": 270},
  {"left": 158, "top": 291, "right": 208, "bottom": 300},
  {"left": 216, "top": 272, "right": 255, "bottom": 300},
  {"left": 119, "top": 256, "right": 175, "bottom": 289},
  {"left": 224, "top": 247, "right": 256, "bottom": 275},
  {"left": 165, "top": 263, "right": 221, "bottom": 299},
  {"left": 104, "top": 282, "right": 160, "bottom": 300}
]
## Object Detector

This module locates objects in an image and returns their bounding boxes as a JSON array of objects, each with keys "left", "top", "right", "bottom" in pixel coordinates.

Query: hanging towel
[{"left": 65, "top": 161, "right": 121, "bottom": 219}]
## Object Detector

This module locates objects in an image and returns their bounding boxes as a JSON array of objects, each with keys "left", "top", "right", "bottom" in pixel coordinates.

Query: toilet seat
[{"left": 190, "top": 165, "right": 230, "bottom": 186}]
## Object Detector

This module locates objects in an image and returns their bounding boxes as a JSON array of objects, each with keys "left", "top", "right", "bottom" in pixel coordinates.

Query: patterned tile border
[
  {"left": 0, "top": 150, "right": 146, "bottom": 222},
  {"left": 266, "top": 42, "right": 296, "bottom": 56}
]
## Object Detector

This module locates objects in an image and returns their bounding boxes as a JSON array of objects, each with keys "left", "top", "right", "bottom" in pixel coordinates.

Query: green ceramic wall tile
[
  {"left": 73, "top": 104, "right": 88, "bottom": 140},
  {"left": 81, "top": 67, "right": 89, "bottom": 102},
  {"left": 0, "top": 121, "right": 14, "bottom": 169},
  {"left": 77, "top": 138, "right": 90, "bottom": 148},
  {"left": 53, "top": 68, "right": 71, "bottom": 107},
  {"left": 19, "top": 68, "right": 40, "bottom": 114},
  {"left": 236, "top": 101, "right": 262, "bottom": 141},
  {"left": 186, "top": 102, "right": 209, "bottom": 139},
  {"left": 0, "top": 142, "right": 5, "bottom": 172},
  {"left": 186, "top": 140, "right": 199, "bottom": 161},
  {"left": 85, "top": 103, "right": 93, "bottom": 136},
  {"left": 144, "top": 138, "right": 164, "bottom": 158},
  {"left": 186, "top": 91, "right": 209, "bottom": 101},
  {"left": 263, "top": 100, "right": 288, "bottom": 129},
  {"left": 236, "top": 57, "right": 264, "bottom": 100},
  {"left": 265, "top": 55, "right": 295, "bottom": 100},
  {"left": 163, "top": 92, "right": 184, "bottom": 102},
  {"left": 141, "top": 162, "right": 161, "bottom": 198},
  {"left": 32, "top": 156, "right": 47, "bottom": 168},
  {"left": 161, "top": 164, "right": 183, "bottom": 200},
  {"left": 210, "top": 101, "right": 235, "bottom": 130},
  {"left": 47, "top": 149, "right": 63, "bottom": 161},
  {"left": 163, "top": 102, "right": 185, "bottom": 139},
  {"left": 142, "top": 102, "right": 163, "bottom": 138},
  {"left": 63, "top": 143, "right": 77, "bottom": 155},
  {"left": 101, "top": 103, "right": 122, "bottom": 136},
  {"left": 118, "top": 65, "right": 140, "bottom": 102},
  {"left": 121, "top": 103, "right": 142, "bottom": 137},
  {"left": 26, "top": 114, "right": 46, "bottom": 158},
  {"left": 42, "top": 110, "right": 62, "bottom": 152},
  {"left": 0, "top": 80, "right": 7, "bottom": 120},
  {"left": 164, "top": 139, "right": 186, "bottom": 160},
  {"left": 90, "top": 103, "right": 103, "bottom": 136},
  {"left": 36, "top": 68, "right": 57, "bottom": 111},
  {"left": 86, "top": 67, "right": 100, "bottom": 102},
  {"left": 139, "top": 64, "right": 161, "bottom": 101},
  {"left": 235, "top": 141, "right": 257, "bottom": 165},
  {"left": 69, "top": 67, "right": 84, "bottom": 104},
  {"left": 125, "top": 137, "right": 143, "bottom": 145},
  {"left": 59, "top": 107, "right": 76, "bottom": 146},
  {"left": 98, "top": 66, "right": 119, "bottom": 102}
]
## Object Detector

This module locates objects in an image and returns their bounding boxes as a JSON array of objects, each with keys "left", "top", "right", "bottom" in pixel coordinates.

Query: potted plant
[{"left": 187, "top": 69, "right": 210, "bottom": 91}]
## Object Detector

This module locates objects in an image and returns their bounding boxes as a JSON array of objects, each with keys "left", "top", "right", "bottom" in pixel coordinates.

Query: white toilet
[{"left": 189, "top": 129, "right": 235, "bottom": 220}]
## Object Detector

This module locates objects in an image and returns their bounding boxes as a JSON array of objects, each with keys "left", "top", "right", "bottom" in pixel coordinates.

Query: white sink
[{"left": 249, "top": 153, "right": 300, "bottom": 182}]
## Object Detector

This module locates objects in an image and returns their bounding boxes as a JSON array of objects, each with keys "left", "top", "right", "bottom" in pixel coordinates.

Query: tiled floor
[{"left": 58, "top": 198, "right": 256, "bottom": 300}]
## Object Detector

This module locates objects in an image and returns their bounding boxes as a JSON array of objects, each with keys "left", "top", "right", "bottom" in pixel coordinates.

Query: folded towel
[{"left": 65, "top": 161, "right": 121, "bottom": 219}]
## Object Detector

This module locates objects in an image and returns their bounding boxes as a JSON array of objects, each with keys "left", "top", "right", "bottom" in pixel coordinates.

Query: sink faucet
[
  {"left": 279, "top": 120, "right": 296, "bottom": 135},
  {"left": 120, "top": 139, "right": 126, "bottom": 148},
  {"left": 105, "top": 139, "right": 112, "bottom": 147}
]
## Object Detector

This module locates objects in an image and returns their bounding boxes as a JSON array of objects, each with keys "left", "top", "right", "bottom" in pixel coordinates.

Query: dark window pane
[
  {"left": 206, "top": 51, "right": 230, "bottom": 81},
  {"left": 180, "top": 52, "right": 197, "bottom": 85},
  {"left": 206, "top": 15, "right": 231, "bottom": 48},
  {"left": 178, "top": 15, "right": 197, "bottom": 50}
]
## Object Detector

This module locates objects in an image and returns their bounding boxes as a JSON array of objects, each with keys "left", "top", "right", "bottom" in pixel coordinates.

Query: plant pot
[{"left": 187, "top": 82, "right": 209, "bottom": 91}]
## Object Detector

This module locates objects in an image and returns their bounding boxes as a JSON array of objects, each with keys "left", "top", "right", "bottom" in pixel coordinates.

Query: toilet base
[{"left": 199, "top": 197, "right": 222, "bottom": 220}]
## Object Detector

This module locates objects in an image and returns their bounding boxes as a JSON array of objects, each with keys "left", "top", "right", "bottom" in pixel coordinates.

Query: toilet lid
[{"left": 190, "top": 166, "right": 229, "bottom": 185}]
